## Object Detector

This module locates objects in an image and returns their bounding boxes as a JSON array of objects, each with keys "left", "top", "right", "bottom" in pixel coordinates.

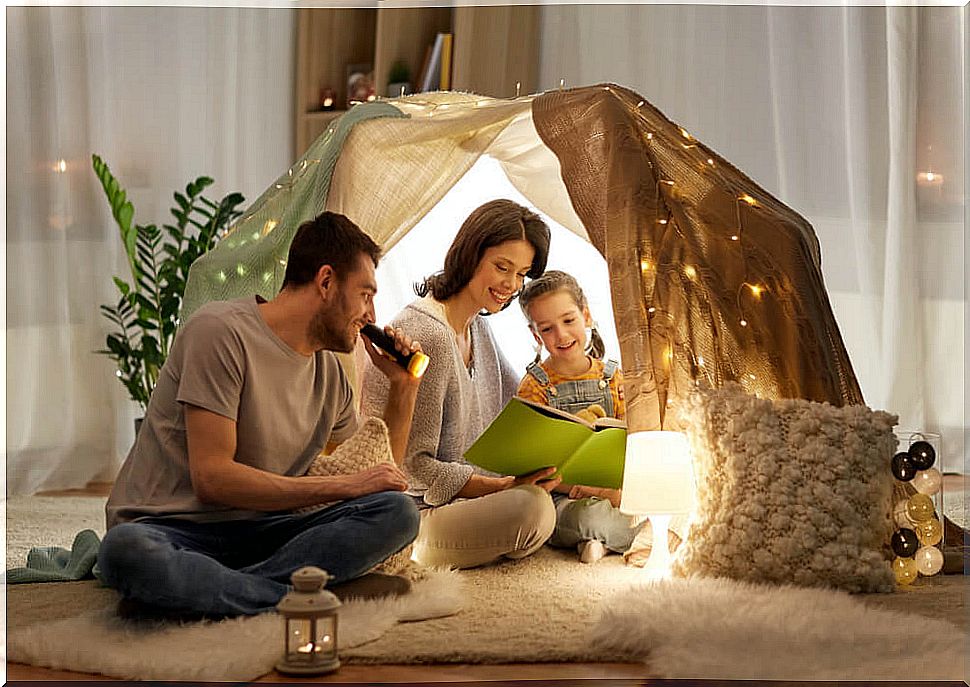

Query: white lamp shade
[{"left": 620, "top": 430, "right": 696, "bottom": 515}]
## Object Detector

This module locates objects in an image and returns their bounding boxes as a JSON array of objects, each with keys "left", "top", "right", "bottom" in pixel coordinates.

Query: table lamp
[{"left": 620, "top": 430, "right": 696, "bottom": 579}]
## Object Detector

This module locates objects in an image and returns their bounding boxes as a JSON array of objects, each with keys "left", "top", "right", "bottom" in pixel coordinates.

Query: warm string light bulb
[
  {"left": 912, "top": 468, "right": 942, "bottom": 495},
  {"left": 915, "top": 518, "right": 943, "bottom": 546},
  {"left": 906, "top": 493, "right": 935, "bottom": 522},
  {"left": 893, "top": 556, "right": 919, "bottom": 585},
  {"left": 915, "top": 546, "right": 944, "bottom": 575}
]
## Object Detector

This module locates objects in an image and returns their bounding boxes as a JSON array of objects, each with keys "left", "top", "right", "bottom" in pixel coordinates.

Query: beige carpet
[{"left": 6, "top": 494, "right": 969, "bottom": 681}]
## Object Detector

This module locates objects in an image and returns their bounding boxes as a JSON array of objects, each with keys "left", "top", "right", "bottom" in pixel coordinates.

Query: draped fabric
[
  {"left": 6, "top": 7, "right": 295, "bottom": 494},
  {"left": 186, "top": 85, "right": 862, "bottom": 437},
  {"left": 537, "top": 4, "right": 965, "bottom": 468},
  {"left": 531, "top": 85, "right": 864, "bottom": 433}
]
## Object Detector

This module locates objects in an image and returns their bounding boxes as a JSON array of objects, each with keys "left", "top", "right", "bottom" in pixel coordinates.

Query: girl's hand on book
[
  {"left": 568, "top": 485, "right": 622, "bottom": 507},
  {"left": 513, "top": 467, "right": 562, "bottom": 493}
]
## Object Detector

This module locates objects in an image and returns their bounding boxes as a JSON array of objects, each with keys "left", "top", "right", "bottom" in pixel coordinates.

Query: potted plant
[
  {"left": 92, "top": 154, "right": 245, "bottom": 420},
  {"left": 387, "top": 60, "right": 411, "bottom": 98}
]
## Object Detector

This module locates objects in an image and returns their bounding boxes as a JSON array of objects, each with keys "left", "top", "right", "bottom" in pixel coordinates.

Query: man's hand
[
  {"left": 362, "top": 325, "right": 423, "bottom": 386},
  {"left": 349, "top": 463, "right": 409, "bottom": 498},
  {"left": 366, "top": 325, "right": 424, "bottom": 465}
]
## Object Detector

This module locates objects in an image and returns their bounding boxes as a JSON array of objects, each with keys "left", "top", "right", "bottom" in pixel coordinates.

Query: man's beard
[{"left": 309, "top": 301, "right": 356, "bottom": 353}]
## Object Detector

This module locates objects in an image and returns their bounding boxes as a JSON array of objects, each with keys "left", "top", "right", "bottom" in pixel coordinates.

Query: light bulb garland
[
  {"left": 890, "top": 432, "right": 945, "bottom": 584},
  {"left": 620, "top": 84, "right": 773, "bottom": 402}
]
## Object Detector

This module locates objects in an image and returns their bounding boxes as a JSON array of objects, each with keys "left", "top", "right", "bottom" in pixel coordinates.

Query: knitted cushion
[
  {"left": 301, "top": 416, "right": 416, "bottom": 577},
  {"left": 672, "top": 383, "right": 897, "bottom": 593}
]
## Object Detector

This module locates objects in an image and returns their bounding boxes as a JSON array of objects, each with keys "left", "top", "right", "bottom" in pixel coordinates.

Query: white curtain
[
  {"left": 6, "top": 5, "right": 966, "bottom": 496},
  {"left": 5, "top": 6, "right": 295, "bottom": 494},
  {"left": 539, "top": 5, "right": 966, "bottom": 473}
]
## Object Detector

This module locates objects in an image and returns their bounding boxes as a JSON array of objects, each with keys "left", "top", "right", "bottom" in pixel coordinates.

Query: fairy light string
[{"left": 617, "top": 87, "right": 768, "bottom": 406}]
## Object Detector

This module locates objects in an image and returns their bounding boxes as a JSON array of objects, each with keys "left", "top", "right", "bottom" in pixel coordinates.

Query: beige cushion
[{"left": 672, "top": 383, "right": 897, "bottom": 593}]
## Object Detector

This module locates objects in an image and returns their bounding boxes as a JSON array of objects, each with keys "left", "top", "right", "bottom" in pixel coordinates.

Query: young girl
[{"left": 515, "top": 270, "right": 640, "bottom": 564}]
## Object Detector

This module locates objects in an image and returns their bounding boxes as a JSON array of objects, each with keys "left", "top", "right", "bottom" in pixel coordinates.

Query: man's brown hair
[{"left": 282, "top": 211, "right": 381, "bottom": 289}]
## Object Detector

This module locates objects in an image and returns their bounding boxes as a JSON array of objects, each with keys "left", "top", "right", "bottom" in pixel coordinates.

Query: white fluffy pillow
[{"left": 672, "top": 383, "right": 897, "bottom": 593}]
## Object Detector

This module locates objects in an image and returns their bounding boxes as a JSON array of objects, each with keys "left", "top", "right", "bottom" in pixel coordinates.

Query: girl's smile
[{"left": 526, "top": 290, "right": 593, "bottom": 376}]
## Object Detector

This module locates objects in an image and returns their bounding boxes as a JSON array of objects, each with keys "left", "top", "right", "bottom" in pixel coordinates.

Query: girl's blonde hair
[{"left": 518, "top": 270, "right": 606, "bottom": 362}]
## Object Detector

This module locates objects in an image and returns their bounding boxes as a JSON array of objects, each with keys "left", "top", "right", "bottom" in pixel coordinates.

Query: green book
[{"left": 464, "top": 396, "right": 627, "bottom": 489}]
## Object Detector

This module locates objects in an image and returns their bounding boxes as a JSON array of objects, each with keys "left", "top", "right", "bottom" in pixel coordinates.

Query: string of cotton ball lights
[{"left": 890, "top": 433, "right": 945, "bottom": 584}]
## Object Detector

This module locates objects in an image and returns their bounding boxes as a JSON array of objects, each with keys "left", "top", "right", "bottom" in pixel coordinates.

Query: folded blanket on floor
[{"left": 7, "top": 529, "right": 101, "bottom": 583}]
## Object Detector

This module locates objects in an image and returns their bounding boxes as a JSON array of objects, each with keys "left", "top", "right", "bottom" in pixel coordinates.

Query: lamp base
[{"left": 641, "top": 514, "right": 673, "bottom": 581}]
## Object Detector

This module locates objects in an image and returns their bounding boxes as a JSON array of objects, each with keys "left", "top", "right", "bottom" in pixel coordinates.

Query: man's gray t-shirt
[{"left": 106, "top": 296, "right": 358, "bottom": 528}]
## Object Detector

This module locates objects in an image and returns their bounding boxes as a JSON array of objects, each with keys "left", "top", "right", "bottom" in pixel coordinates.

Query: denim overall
[
  {"left": 523, "top": 359, "right": 617, "bottom": 417},
  {"left": 524, "top": 359, "right": 641, "bottom": 553}
]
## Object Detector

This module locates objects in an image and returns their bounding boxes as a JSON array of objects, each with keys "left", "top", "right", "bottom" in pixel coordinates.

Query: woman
[{"left": 361, "top": 199, "right": 558, "bottom": 569}]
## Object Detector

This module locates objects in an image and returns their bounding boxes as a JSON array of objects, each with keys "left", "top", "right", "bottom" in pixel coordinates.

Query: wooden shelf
[
  {"left": 294, "top": 6, "right": 540, "bottom": 157},
  {"left": 305, "top": 109, "right": 346, "bottom": 120}
]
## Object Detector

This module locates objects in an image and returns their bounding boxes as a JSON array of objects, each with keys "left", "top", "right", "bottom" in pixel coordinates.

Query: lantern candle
[{"left": 276, "top": 567, "right": 341, "bottom": 675}]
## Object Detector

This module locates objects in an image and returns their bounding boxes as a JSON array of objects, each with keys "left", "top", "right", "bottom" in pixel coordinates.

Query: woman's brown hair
[{"left": 415, "top": 199, "right": 550, "bottom": 312}]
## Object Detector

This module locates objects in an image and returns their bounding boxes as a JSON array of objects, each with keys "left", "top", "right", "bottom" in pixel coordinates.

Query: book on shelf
[
  {"left": 418, "top": 32, "right": 453, "bottom": 92},
  {"left": 415, "top": 44, "right": 433, "bottom": 94},
  {"left": 439, "top": 33, "right": 453, "bottom": 90},
  {"left": 463, "top": 396, "right": 627, "bottom": 489}
]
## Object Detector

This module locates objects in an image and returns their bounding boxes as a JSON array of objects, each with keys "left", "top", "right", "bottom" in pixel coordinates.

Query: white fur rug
[
  {"left": 7, "top": 494, "right": 969, "bottom": 681},
  {"left": 592, "top": 576, "right": 968, "bottom": 680},
  {"left": 7, "top": 570, "right": 463, "bottom": 681}
]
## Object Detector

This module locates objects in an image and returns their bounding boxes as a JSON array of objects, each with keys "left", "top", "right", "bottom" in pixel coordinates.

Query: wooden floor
[{"left": 5, "top": 662, "right": 650, "bottom": 683}]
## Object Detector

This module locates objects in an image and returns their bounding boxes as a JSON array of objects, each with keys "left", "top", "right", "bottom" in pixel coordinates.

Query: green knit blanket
[{"left": 6, "top": 529, "right": 101, "bottom": 583}]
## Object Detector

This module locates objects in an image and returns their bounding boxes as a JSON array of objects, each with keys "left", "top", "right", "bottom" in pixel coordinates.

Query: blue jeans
[
  {"left": 547, "top": 494, "right": 643, "bottom": 553},
  {"left": 98, "top": 491, "right": 419, "bottom": 616}
]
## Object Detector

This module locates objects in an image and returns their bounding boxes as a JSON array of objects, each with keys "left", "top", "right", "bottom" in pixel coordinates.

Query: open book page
[
  {"left": 513, "top": 396, "right": 627, "bottom": 431},
  {"left": 464, "top": 397, "right": 627, "bottom": 489}
]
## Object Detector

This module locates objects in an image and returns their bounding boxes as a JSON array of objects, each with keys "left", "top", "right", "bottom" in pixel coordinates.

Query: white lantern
[{"left": 276, "top": 567, "right": 341, "bottom": 675}]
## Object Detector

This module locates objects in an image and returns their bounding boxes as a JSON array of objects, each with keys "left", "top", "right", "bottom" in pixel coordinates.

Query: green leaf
[
  {"left": 135, "top": 318, "right": 159, "bottom": 330},
  {"left": 106, "top": 336, "right": 128, "bottom": 357},
  {"left": 112, "top": 277, "right": 131, "bottom": 296},
  {"left": 117, "top": 202, "right": 134, "bottom": 233}
]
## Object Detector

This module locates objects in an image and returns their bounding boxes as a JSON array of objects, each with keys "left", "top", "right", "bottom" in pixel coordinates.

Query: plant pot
[{"left": 387, "top": 81, "right": 411, "bottom": 98}]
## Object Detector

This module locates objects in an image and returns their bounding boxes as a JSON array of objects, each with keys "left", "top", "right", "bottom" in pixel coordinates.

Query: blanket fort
[{"left": 182, "top": 84, "right": 862, "bottom": 432}]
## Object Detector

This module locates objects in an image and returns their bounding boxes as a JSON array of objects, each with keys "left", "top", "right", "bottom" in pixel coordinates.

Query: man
[{"left": 99, "top": 211, "right": 422, "bottom": 617}]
